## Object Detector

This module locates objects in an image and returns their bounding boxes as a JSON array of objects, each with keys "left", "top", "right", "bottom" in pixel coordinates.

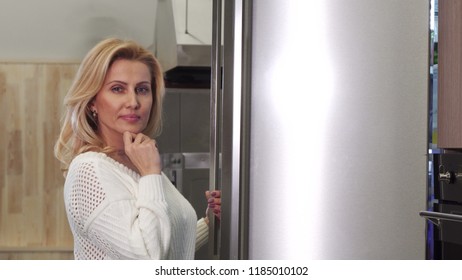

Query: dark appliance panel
[
  {"left": 435, "top": 154, "right": 462, "bottom": 203},
  {"left": 421, "top": 153, "right": 462, "bottom": 259}
]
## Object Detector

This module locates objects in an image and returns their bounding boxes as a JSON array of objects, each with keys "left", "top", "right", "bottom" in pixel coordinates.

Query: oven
[{"left": 421, "top": 153, "right": 462, "bottom": 259}]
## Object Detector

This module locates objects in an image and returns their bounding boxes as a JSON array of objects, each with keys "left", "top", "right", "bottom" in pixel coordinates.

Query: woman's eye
[
  {"left": 111, "top": 86, "right": 124, "bottom": 93},
  {"left": 136, "top": 87, "right": 150, "bottom": 94}
]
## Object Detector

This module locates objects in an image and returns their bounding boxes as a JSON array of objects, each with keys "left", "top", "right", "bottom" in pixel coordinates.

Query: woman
[{"left": 54, "top": 38, "right": 220, "bottom": 259}]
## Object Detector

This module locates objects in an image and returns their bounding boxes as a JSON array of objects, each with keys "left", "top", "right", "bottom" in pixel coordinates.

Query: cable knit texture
[{"left": 63, "top": 151, "right": 208, "bottom": 259}]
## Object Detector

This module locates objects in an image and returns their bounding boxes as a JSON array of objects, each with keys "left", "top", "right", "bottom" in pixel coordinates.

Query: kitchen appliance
[
  {"left": 421, "top": 153, "right": 462, "bottom": 259},
  {"left": 207, "top": 0, "right": 428, "bottom": 259}
]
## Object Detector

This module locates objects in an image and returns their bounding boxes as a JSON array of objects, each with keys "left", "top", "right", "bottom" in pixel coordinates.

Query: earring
[{"left": 92, "top": 110, "right": 98, "bottom": 120}]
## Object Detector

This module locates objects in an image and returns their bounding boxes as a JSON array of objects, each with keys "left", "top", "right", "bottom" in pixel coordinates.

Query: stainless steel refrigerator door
[
  {"left": 208, "top": 0, "right": 223, "bottom": 260},
  {"left": 209, "top": 0, "right": 251, "bottom": 260},
  {"left": 248, "top": 0, "right": 428, "bottom": 259}
]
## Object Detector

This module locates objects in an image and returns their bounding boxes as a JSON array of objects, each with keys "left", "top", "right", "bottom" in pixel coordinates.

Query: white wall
[
  {"left": 249, "top": 0, "right": 429, "bottom": 259},
  {"left": 0, "top": 0, "right": 213, "bottom": 62},
  {"left": 0, "top": 0, "right": 157, "bottom": 61}
]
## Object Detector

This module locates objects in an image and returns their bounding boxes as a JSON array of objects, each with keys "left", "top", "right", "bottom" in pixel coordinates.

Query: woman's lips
[{"left": 120, "top": 114, "right": 140, "bottom": 122}]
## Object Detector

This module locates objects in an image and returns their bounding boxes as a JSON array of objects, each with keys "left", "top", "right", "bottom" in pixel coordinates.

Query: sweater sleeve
[
  {"left": 195, "top": 217, "right": 209, "bottom": 250},
  {"left": 65, "top": 158, "right": 171, "bottom": 259}
]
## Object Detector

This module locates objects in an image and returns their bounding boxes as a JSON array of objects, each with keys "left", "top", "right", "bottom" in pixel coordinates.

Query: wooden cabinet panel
[
  {"left": 438, "top": 0, "right": 462, "bottom": 148},
  {"left": 0, "top": 63, "right": 78, "bottom": 258},
  {"left": 0, "top": 248, "right": 73, "bottom": 260}
]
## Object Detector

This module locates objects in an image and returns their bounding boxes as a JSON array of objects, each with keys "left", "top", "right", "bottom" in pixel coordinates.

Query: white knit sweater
[{"left": 63, "top": 151, "right": 209, "bottom": 259}]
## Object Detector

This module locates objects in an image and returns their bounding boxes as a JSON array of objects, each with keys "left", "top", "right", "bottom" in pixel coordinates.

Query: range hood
[{"left": 151, "top": 0, "right": 212, "bottom": 83}]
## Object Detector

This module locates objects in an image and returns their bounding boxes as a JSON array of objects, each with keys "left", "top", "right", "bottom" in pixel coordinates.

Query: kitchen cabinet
[
  {"left": 172, "top": 0, "right": 213, "bottom": 45},
  {"left": 156, "top": 88, "right": 210, "bottom": 153},
  {"left": 0, "top": 63, "right": 77, "bottom": 259},
  {"left": 437, "top": 0, "right": 462, "bottom": 148}
]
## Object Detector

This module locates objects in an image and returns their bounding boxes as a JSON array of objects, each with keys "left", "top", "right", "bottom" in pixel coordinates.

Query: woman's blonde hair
[{"left": 54, "top": 38, "right": 164, "bottom": 174}]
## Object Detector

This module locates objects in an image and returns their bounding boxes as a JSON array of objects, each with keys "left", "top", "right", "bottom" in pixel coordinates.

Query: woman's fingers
[
  {"left": 206, "top": 191, "right": 221, "bottom": 205},
  {"left": 205, "top": 190, "right": 221, "bottom": 199},
  {"left": 133, "top": 132, "right": 153, "bottom": 144},
  {"left": 205, "top": 190, "right": 221, "bottom": 220},
  {"left": 211, "top": 205, "right": 221, "bottom": 219},
  {"left": 123, "top": 132, "right": 161, "bottom": 175},
  {"left": 207, "top": 197, "right": 221, "bottom": 205},
  {"left": 123, "top": 131, "right": 136, "bottom": 146}
]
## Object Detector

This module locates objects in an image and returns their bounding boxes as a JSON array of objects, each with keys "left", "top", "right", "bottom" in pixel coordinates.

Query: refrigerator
[
  {"left": 160, "top": 0, "right": 429, "bottom": 259},
  {"left": 211, "top": 0, "right": 429, "bottom": 260}
]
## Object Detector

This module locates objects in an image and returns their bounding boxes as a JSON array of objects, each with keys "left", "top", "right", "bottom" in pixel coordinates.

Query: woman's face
[{"left": 91, "top": 59, "right": 153, "bottom": 147}]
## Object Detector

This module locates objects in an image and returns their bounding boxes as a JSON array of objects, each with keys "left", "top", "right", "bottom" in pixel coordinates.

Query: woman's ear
[
  {"left": 88, "top": 99, "right": 99, "bottom": 129},
  {"left": 89, "top": 98, "right": 96, "bottom": 112}
]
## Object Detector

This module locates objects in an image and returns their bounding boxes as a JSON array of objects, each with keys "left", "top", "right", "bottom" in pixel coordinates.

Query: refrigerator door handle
[
  {"left": 209, "top": 0, "right": 223, "bottom": 259},
  {"left": 420, "top": 210, "right": 462, "bottom": 227}
]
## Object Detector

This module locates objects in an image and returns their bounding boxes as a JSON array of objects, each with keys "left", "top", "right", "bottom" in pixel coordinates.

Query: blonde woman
[{"left": 55, "top": 38, "right": 220, "bottom": 259}]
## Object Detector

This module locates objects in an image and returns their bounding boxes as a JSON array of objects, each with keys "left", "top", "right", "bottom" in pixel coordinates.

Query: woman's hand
[
  {"left": 205, "top": 190, "right": 221, "bottom": 220},
  {"left": 123, "top": 131, "right": 161, "bottom": 176}
]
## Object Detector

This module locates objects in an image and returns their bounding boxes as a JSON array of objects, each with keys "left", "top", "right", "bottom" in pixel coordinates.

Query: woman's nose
[{"left": 126, "top": 90, "right": 140, "bottom": 108}]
